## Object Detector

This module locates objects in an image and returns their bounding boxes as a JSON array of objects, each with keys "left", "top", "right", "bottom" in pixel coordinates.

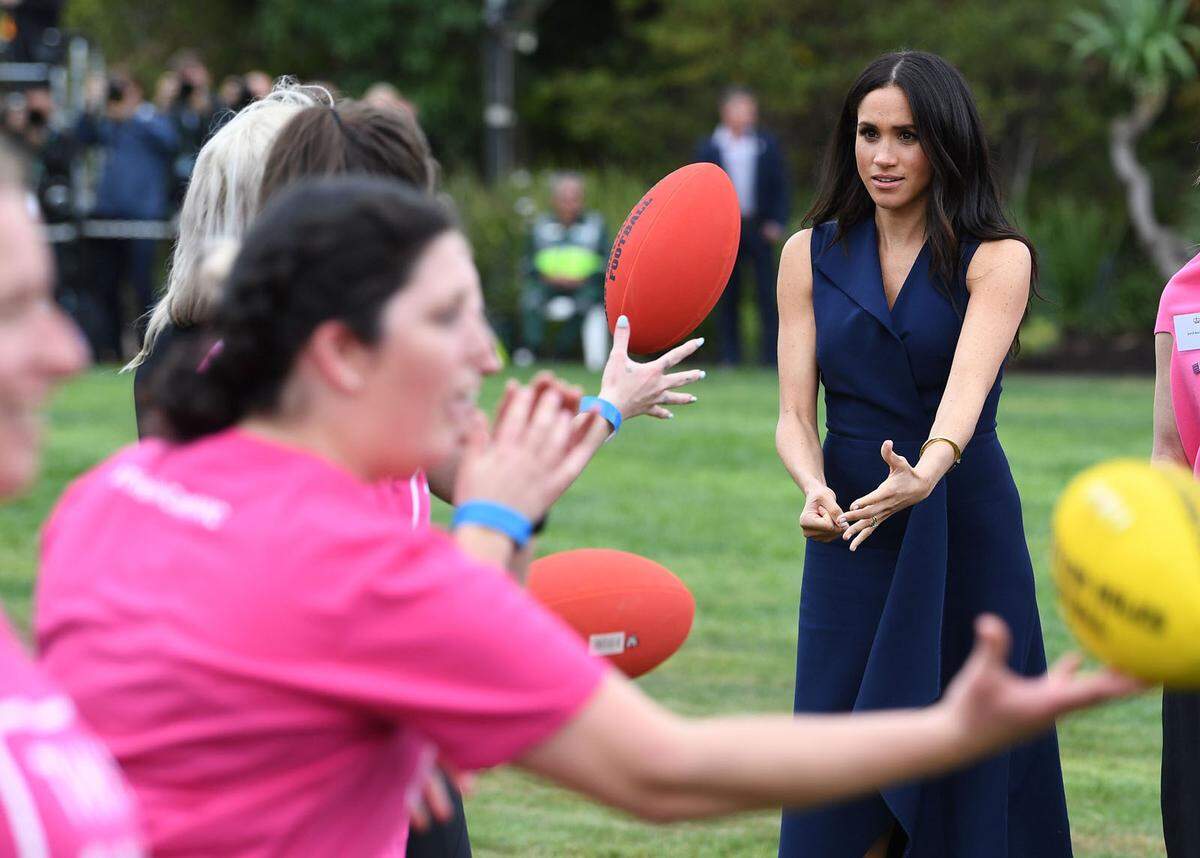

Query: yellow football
[{"left": 1052, "top": 458, "right": 1200, "bottom": 687}]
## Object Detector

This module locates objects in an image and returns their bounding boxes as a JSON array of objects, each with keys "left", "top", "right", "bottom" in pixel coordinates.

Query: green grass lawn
[{"left": 0, "top": 367, "right": 1164, "bottom": 857}]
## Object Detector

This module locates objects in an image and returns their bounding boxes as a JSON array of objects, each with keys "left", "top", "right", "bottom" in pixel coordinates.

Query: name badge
[{"left": 1174, "top": 313, "right": 1200, "bottom": 351}]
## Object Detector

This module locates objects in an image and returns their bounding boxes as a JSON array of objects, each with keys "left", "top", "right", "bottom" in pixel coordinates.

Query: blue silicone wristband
[
  {"left": 580, "top": 396, "right": 622, "bottom": 435},
  {"left": 452, "top": 501, "right": 533, "bottom": 548}
]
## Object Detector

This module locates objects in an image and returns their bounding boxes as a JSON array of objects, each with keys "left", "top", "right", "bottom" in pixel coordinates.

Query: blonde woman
[{"left": 127, "top": 79, "right": 331, "bottom": 435}]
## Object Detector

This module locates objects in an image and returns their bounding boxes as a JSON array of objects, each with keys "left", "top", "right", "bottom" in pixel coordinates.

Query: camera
[{"left": 107, "top": 79, "right": 126, "bottom": 103}]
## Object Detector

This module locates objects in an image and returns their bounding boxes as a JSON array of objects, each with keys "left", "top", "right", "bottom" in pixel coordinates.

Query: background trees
[{"left": 58, "top": 0, "right": 1200, "bottom": 346}]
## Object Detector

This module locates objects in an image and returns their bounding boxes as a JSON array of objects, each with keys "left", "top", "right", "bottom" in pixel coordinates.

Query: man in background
[
  {"left": 517, "top": 172, "right": 608, "bottom": 368},
  {"left": 696, "top": 86, "right": 789, "bottom": 367},
  {"left": 76, "top": 71, "right": 177, "bottom": 361},
  {"left": 157, "top": 49, "right": 218, "bottom": 205}
]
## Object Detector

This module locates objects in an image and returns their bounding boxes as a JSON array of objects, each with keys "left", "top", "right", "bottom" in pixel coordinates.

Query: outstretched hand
[
  {"left": 596, "top": 316, "right": 705, "bottom": 421},
  {"left": 838, "top": 440, "right": 932, "bottom": 551},
  {"left": 941, "top": 615, "right": 1144, "bottom": 758},
  {"left": 454, "top": 378, "right": 604, "bottom": 519}
]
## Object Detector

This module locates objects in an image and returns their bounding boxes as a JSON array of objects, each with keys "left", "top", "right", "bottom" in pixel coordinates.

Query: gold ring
[{"left": 870, "top": 515, "right": 878, "bottom": 527}]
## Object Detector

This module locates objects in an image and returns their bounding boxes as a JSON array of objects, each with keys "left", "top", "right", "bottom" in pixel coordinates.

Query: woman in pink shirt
[
  {"left": 38, "top": 176, "right": 1136, "bottom": 857},
  {"left": 0, "top": 148, "right": 144, "bottom": 855},
  {"left": 257, "top": 102, "right": 709, "bottom": 855},
  {"left": 1152, "top": 256, "right": 1200, "bottom": 857}
]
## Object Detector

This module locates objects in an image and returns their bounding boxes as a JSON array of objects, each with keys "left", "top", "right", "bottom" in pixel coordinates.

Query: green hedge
[
  {"left": 1018, "top": 196, "right": 1168, "bottom": 350},
  {"left": 443, "top": 169, "right": 657, "bottom": 347}
]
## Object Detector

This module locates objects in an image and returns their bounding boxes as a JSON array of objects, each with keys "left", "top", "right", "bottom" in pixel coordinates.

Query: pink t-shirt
[
  {"left": 0, "top": 615, "right": 143, "bottom": 857},
  {"left": 35, "top": 430, "right": 605, "bottom": 857},
  {"left": 1156, "top": 254, "right": 1200, "bottom": 474},
  {"left": 201, "top": 340, "right": 434, "bottom": 531}
]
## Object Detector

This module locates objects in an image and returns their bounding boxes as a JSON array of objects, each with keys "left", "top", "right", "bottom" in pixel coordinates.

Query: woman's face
[
  {"left": 354, "top": 230, "right": 494, "bottom": 476},
  {"left": 855, "top": 85, "right": 932, "bottom": 214},
  {"left": 0, "top": 192, "right": 87, "bottom": 497}
]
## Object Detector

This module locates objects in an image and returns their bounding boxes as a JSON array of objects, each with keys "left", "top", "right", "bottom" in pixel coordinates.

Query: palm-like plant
[
  {"left": 1065, "top": 0, "right": 1200, "bottom": 278},
  {"left": 1070, "top": 0, "right": 1200, "bottom": 94}
]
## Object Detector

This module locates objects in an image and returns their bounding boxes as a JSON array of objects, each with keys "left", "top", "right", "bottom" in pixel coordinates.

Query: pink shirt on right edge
[
  {"left": 0, "top": 615, "right": 143, "bottom": 857},
  {"left": 1155, "top": 253, "right": 1200, "bottom": 474},
  {"left": 36, "top": 430, "right": 607, "bottom": 857}
]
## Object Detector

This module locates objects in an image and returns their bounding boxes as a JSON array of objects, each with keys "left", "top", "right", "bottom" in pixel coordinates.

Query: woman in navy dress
[{"left": 775, "top": 51, "right": 1072, "bottom": 857}]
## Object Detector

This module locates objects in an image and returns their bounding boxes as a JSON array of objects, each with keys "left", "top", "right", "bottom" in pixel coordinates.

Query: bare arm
[
  {"left": 517, "top": 617, "right": 1137, "bottom": 823},
  {"left": 922, "top": 239, "right": 1032, "bottom": 477},
  {"left": 518, "top": 672, "right": 960, "bottom": 822},
  {"left": 775, "top": 230, "right": 844, "bottom": 539},
  {"left": 454, "top": 525, "right": 515, "bottom": 569},
  {"left": 1152, "top": 332, "right": 1188, "bottom": 467},
  {"left": 427, "top": 453, "right": 537, "bottom": 581},
  {"left": 775, "top": 230, "right": 823, "bottom": 491}
]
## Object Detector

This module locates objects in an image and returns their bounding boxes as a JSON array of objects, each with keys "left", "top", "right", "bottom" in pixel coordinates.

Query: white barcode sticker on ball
[{"left": 588, "top": 632, "right": 627, "bottom": 656}]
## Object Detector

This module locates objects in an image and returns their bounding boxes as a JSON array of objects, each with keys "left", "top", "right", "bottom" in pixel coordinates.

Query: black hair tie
[{"left": 329, "top": 105, "right": 363, "bottom": 162}]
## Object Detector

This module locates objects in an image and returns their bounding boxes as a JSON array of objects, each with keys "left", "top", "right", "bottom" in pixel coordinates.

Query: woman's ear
[{"left": 302, "top": 320, "right": 372, "bottom": 394}]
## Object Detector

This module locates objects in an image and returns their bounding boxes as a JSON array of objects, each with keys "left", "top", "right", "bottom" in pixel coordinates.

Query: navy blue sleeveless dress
[{"left": 778, "top": 220, "right": 1072, "bottom": 857}]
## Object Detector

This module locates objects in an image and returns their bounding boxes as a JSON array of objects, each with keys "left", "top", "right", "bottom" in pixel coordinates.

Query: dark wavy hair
[
  {"left": 158, "top": 176, "right": 455, "bottom": 442},
  {"left": 805, "top": 50, "right": 1037, "bottom": 335}
]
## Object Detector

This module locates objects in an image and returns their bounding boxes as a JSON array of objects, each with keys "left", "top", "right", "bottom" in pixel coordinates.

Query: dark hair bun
[{"left": 157, "top": 176, "right": 455, "bottom": 442}]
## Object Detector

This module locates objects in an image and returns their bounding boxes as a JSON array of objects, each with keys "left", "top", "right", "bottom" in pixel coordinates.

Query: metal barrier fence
[{"left": 44, "top": 219, "right": 178, "bottom": 243}]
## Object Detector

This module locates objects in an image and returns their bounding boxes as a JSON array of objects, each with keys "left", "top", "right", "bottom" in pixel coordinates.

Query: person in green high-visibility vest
[{"left": 516, "top": 172, "right": 609, "bottom": 365}]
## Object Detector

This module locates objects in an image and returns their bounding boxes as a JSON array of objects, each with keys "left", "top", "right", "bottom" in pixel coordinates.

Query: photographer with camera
[
  {"left": 76, "top": 69, "right": 178, "bottom": 361},
  {"left": 156, "top": 50, "right": 218, "bottom": 205},
  {"left": 12, "top": 88, "right": 72, "bottom": 219}
]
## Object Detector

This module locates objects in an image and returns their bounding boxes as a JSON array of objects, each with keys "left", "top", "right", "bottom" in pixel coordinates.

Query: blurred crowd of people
[
  {"left": 0, "top": 46, "right": 417, "bottom": 362},
  {"left": 1, "top": 31, "right": 787, "bottom": 370}
]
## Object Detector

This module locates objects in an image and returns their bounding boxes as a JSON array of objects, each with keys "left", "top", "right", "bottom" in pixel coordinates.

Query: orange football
[
  {"left": 527, "top": 548, "right": 695, "bottom": 678},
  {"left": 604, "top": 163, "right": 741, "bottom": 354}
]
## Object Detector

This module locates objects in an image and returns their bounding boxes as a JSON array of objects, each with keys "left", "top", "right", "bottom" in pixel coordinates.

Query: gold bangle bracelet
[{"left": 920, "top": 436, "right": 962, "bottom": 468}]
